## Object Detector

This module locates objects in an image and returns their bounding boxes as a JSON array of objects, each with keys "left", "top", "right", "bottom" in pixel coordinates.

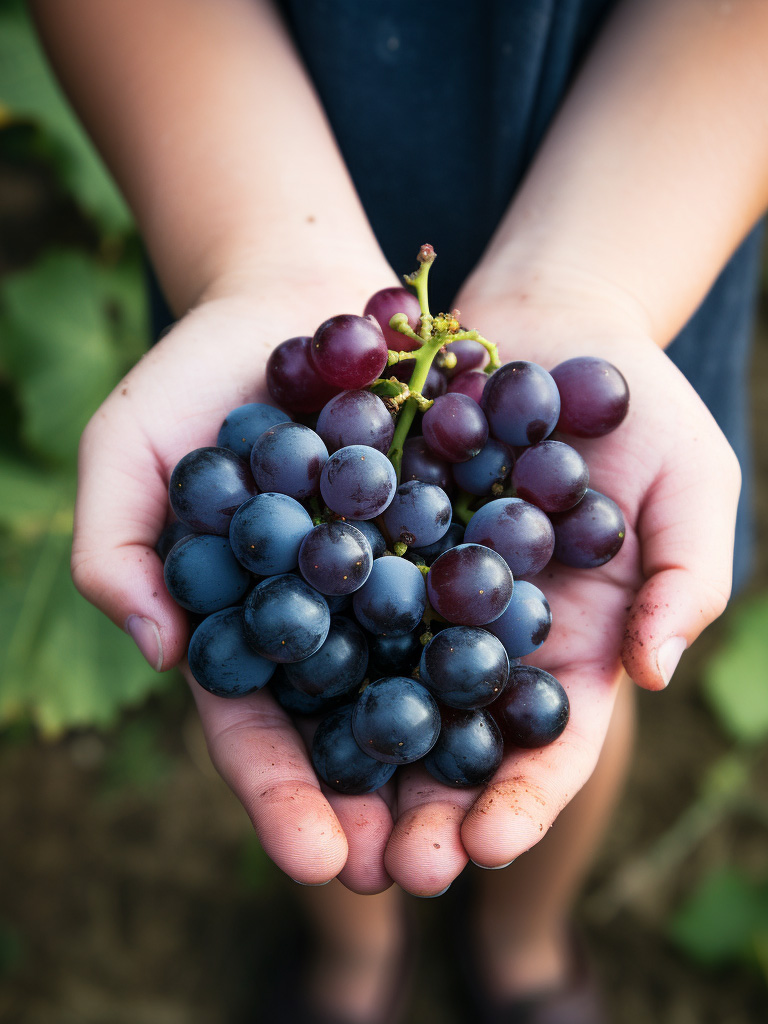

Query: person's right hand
[{"left": 71, "top": 273, "right": 400, "bottom": 894}]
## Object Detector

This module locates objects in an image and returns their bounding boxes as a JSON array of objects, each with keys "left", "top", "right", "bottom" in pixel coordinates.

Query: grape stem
[{"left": 453, "top": 490, "right": 476, "bottom": 526}]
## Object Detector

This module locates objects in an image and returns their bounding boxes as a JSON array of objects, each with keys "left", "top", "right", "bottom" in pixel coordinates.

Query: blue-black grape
[
  {"left": 465, "top": 497, "right": 555, "bottom": 578},
  {"left": 423, "top": 707, "right": 503, "bottom": 788},
  {"left": 188, "top": 606, "right": 275, "bottom": 697},
  {"left": 452, "top": 439, "right": 514, "bottom": 496},
  {"left": 243, "top": 574, "right": 330, "bottom": 663},
  {"left": 156, "top": 520, "right": 194, "bottom": 562},
  {"left": 400, "top": 436, "right": 453, "bottom": 492},
  {"left": 284, "top": 615, "right": 368, "bottom": 698},
  {"left": 164, "top": 534, "right": 251, "bottom": 614},
  {"left": 551, "top": 356, "right": 629, "bottom": 437},
  {"left": 350, "top": 518, "right": 387, "bottom": 559},
  {"left": 270, "top": 668, "right": 348, "bottom": 717},
  {"left": 229, "top": 492, "right": 313, "bottom": 575},
  {"left": 382, "top": 479, "right": 451, "bottom": 548},
  {"left": 422, "top": 393, "right": 489, "bottom": 462},
  {"left": 320, "top": 445, "right": 397, "bottom": 520},
  {"left": 485, "top": 580, "right": 551, "bottom": 659},
  {"left": 352, "top": 676, "right": 440, "bottom": 764},
  {"left": 490, "top": 665, "right": 569, "bottom": 748},
  {"left": 311, "top": 314, "right": 389, "bottom": 389},
  {"left": 411, "top": 521, "right": 465, "bottom": 564},
  {"left": 426, "top": 543, "right": 513, "bottom": 626},
  {"left": 551, "top": 488, "right": 625, "bottom": 568},
  {"left": 312, "top": 704, "right": 398, "bottom": 794},
  {"left": 482, "top": 361, "right": 560, "bottom": 446},
  {"left": 169, "top": 447, "right": 256, "bottom": 535},
  {"left": 511, "top": 440, "right": 588, "bottom": 513},
  {"left": 352, "top": 555, "right": 426, "bottom": 636},
  {"left": 391, "top": 360, "right": 448, "bottom": 400},
  {"left": 298, "top": 521, "right": 373, "bottom": 595},
  {"left": 419, "top": 626, "right": 508, "bottom": 709},
  {"left": 217, "top": 402, "right": 290, "bottom": 460},
  {"left": 368, "top": 628, "right": 424, "bottom": 678},
  {"left": 316, "top": 389, "right": 395, "bottom": 454},
  {"left": 250, "top": 421, "right": 328, "bottom": 500}
]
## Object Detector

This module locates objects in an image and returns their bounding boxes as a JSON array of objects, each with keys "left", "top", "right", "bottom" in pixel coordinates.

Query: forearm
[
  {"left": 463, "top": 0, "right": 768, "bottom": 345},
  {"left": 30, "top": 0, "right": 389, "bottom": 314}
]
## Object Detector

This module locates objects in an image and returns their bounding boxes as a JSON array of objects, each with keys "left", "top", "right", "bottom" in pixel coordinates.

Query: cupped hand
[
  {"left": 71, "top": 274, "right": 399, "bottom": 893},
  {"left": 382, "top": 289, "right": 740, "bottom": 891}
]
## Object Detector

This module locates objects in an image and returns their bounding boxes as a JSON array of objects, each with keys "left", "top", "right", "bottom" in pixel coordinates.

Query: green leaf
[
  {"left": 0, "top": 456, "right": 71, "bottom": 534},
  {"left": 0, "top": 4, "right": 131, "bottom": 232},
  {"left": 669, "top": 867, "right": 768, "bottom": 966},
  {"left": 0, "top": 525, "right": 169, "bottom": 735},
  {"left": 1, "top": 250, "right": 124, "bottom": 466},
  {"left": 703, "top": 593, "right": 768, "bottom": 744}
]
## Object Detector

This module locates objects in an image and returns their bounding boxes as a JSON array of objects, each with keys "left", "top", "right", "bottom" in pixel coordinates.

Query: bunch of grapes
[{"left": 159, "top": 245, "right": 629, "bottom": 795}]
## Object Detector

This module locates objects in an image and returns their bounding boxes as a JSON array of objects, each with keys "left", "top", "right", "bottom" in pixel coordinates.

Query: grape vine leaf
[
  {"left": 702, "top": 593, "right": 768, "bottom": 745},
  {"left": 0, "top": 2, "right": 131, "bottom": 233}
]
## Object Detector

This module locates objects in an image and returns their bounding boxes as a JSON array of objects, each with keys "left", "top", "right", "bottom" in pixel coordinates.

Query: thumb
[
  {"left": 622, "top": 441, "right": 741, "bottom": 690},
  {"left": 72, "top": 414, "right": 189, "bottom": 670}
]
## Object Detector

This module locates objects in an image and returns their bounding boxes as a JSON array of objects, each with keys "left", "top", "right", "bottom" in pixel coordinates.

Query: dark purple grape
[
  {"left": 352, "top": 555, "right": 426, "bottom": 636},
  {"left": 551, "top": 488, "right": 625, "bottom": 568},
  {"left": 310, "top": 314, "right": 388, "bottom": 389},
  {"left": 250, "top": 422, "right": 328, "bottom": 500},
  {"left": 156, "top": 520, "right": 194, "bottom": 562},
  {"left": 266, "top": 336, "right": 340, "bottom": 413},
  {"left": 284, "top": 615, "right": 368, "bottom": 698},
  {"left": 490, "top": 665, "right": 569, "bottom": 748},
  {"left": 426, "top": 544, "right": 513, "bottom": 626},
  {"left": 368, "top": 628, "right": 424, "bottom": 678},
  {"left": 422, "top": 393, "right": 489, "bottom": 463},
  {"left": 486, "top": 580, "right": 551, "bottom": 659},
  {"left": 229, "top": 492, "right": 313, "bottom": 575},
  {"left": 352, "top": 676, "right": 440, "bottom": 764},
  {"left": 447, "top": 369, "right": 488, "bottom": 404},
  {"left": 411, "top": 521, "right": 465, "bottom": 564},
  {"left": 320, "top": 445, "right": 397, "bottom": 520},
  {"left": 423, "top": 707, "right": 503, "bottom": 788},
  {"left": 270, "top": 668, "right": 349, "bottom": 717},
  {"left": 391, "top": 360, "right": 448, "bottom": 400},
  {"left": 382, "top": 480, "right": 451, "bottom": 548},
  {"left": 313, "top": 704, "right": 398, "bottom": 794},
  {"left": 444, "top": 339, "right": 488, "bottom": 378},
  {"left": 465, "top": 497, "right": 555, "bottom": 578},
  {"left": 482, "top": 361, "right": 560, "bottom": 446},
  {"left": 188, "top": 607, "right": 275, "bottom": 697},
  {"left": 420, "top": 627, "right": 508, "bottom": 709},
  {"left": 298, "top": 522, "right": 373, "bottom": 595},
  {"left": 163, "top": 534, "right": 251, "bottom": 614},
  {"left": 452, "top": 439, "right": 514, "bottom": 496},
  {"left": 551, "top": 357, "right": 629, "bottom": 437},
  {"left": 243, "top": 574, "right": 330, "bottom": 663},
  {"left": 169, "top": 447, "right": 256, "bottom": 535},
  {"left": 316, "top": 390, "right": 394, "bottom": 454},
  {"left": 217, "top": 402, "right": 291, "bottom": 460},
  {"left": 400, "top": 436, "right": 453, "bottom": 492},
  {"left": 364, "top": 286, "right": 422, "bottom": 352},
  {"left": 511, "top": 440, "right": 588, "bottom": 513},
  {"left": 351, "top": 518, "right": 387, "bottom": 559}
]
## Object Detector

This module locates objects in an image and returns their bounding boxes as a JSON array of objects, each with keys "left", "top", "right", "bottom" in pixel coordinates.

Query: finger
[
  {"left": 460, "top": 660, "right": 622, "bottom": 867},
  {"left": 622, "top": 432, "right": 740, "bottom": 690},
  {"left": 72, "top": 400, "right": 189, "bottom": 670},
  {"left": 291, "top": 716, "right": 395, "bottom": 895},
  {"left": 384, "top": 764, "right": 477, "bottom": 896},
  {"left": 190, "top": 677, "right": 348, "bottom": 884}
]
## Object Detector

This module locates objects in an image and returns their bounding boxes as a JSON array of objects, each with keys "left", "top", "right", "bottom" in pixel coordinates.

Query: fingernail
[
  {"left": 471, "top": 858, "right": 516, "bottom": 870},
  {"left": 290, "top": 877, "right": 332, "bottom": 886},
  {"left": 405, "top": 884, "right": 451, "bottom": 898},
  {"left": 657, "top": 636, "right": 687, "bottom": 686},
  {"left": 125, "top": 615, "right": 163, "bottom": 671}
]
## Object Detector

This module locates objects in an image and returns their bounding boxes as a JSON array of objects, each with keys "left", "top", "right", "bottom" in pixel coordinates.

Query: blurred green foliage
[{"left": 0, "top": 2, "right": 168, "bottom": 734}]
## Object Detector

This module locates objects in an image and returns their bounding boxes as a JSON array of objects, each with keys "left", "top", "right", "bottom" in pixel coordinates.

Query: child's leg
[{"left": 473, "top": 675, "right": 636, "bottom": 998}]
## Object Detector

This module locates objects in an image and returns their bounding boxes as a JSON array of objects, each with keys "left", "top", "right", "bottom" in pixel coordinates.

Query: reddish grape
[
  {"left": 266, "top": 335, "right": 340, "bottom": 413},
  {"left": 364, "top": 286, "right": 422, "bottom": 351},
  {"left": 511, "top": 440, "right": 588, "bottom": 513},
  {"left": 316, "top": 389, "right": 394, "bottom": 454},
  {"left": 482, "top": 361, "right": 560, "bottom": 446},
  {"left": 551, "top": 357, "right": 629, "bottom": 437},
  {"left": 551, "top": 488, "right": 625, "bottom": 568},
  {"left": 426, "top": 543, "right": 513, "bottom": 626},
  {"left": 401, "top": 435, "right": 453, "bottom": 492},
  {"left": 464, "top": 497, "right": 555, "bottom": 578},
  {"left": 491, "top": 666, "right": 569, "bottom": 748},
  {"left": 311, "top": 314, "right": 388, "bottom": 389},
  {"left": 444, "top": 339, "right": 488, "bottom": 377},
  {"left": 422, "top": 393, "right": 489, "bottom": 462},
  {"left": 447, "top": 369, "right": 488, "bottom": 404}
]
